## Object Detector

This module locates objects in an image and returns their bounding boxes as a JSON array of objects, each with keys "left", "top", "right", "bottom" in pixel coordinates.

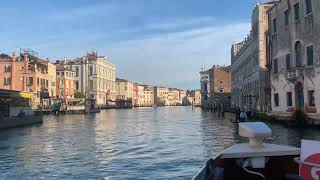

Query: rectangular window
[
  {"left": 4, "top": 66, "right": 11, "bottom": 72},
  {"left": 273, "top": 18, "right": 277, "bottom": 33},
  {"left": 37, "top": 78, "right": 40, "bottom": 85},
  {"left": 273, "top": 59, "right": 278, "bottom": 74},
  {"left": 286, "top": 54, "right": 291, "bottom": 70},
  {"left": 287, "top": 92, "right": 292, "bottom": 106},
  {"left": 46, "top": 80, "right": 48, "bottom": 87},
  {"left": 294, "top": 3, "right": 300, "bottom": 20},
  {"left": 284, "top": 10, "right": 289, "bottom": 26},
  {"left": 308, "top": 90, "right": 315, "bottom": 106},
  {"left": 305, "top": 0, "right": 312, "bottom": 15},
  {"left": 75, "top": 67, "right": 79, "bottom": 77},
  {"left": 89, "top": 66, "right": 93, "bottom": 75},
  {"left": 75, "top": 81, "right": 79, "bottom": 90},
  {"left": 61, "top": 72, "right": 64, "bottom": 76},
  {"left": 274, "top": 93, "right": 279, "bottom": 107},
  {"left": 3, "top": 77, "right": 11, "bottom": 85},
  {"left": 306, "top": 45, "right": 314, "bottom": 66},
  {"left": 27, "top": 77, "right": 33, "bottom": 86}
]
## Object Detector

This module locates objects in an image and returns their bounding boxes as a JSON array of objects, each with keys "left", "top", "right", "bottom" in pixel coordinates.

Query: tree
[{"left": 74, "top": 92, "right": 86, "bottom": 98}]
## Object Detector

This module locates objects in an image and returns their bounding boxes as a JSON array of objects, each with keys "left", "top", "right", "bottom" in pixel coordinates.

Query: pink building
[
  {"left": 56, "top": 66, "right": 75, "bottom": 99},
  {"left": 133, "top": 83, "right": 139, "bottom": 106},
  {"left": 0, "top": 52, "right": 54, "bottom": 105}
]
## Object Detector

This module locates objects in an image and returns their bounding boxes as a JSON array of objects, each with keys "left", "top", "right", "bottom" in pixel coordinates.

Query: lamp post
[{"left": 244, "top": 94, "right": 256, "bottom": 111}]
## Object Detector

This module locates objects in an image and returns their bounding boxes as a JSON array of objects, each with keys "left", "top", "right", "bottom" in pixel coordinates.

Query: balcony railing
[{"left": 287, "top": 68, "right": 303, "bottom": 81}]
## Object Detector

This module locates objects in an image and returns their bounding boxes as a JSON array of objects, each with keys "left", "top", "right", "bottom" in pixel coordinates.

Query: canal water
[{"left": 0, "top": 107, "right": 320, "bottom": 179}]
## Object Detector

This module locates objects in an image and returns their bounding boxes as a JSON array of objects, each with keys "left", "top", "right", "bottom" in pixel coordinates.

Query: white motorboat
[{"left": 192, "top": 122, "right": 320, "bottom": 180}]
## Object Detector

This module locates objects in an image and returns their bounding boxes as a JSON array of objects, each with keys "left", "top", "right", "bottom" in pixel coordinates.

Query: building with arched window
[{"left": 268, "top": 0, "right": 320, "bottom": 121}]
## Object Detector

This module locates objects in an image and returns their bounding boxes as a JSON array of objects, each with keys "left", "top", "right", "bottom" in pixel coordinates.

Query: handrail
[{"left": 294, "top": 157, "right": 320, "bottom": 168}]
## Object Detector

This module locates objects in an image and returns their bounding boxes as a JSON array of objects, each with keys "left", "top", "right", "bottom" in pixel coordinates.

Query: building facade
[
  {"left": 133, "top": 83, "right": 139, "bottom": 106},
  {"left": 56, "top": 66, "right": 75, "bottom": 99},
  {"left": 65, "top": 52, "right": 116, "bottom": 106},
  {"left": 0, "top": 52, "right": 55, "bottom": 106},
  {"left": 115, "top": 78, "right": 134, "bottom": 101},
  {"left": 142, "top": 86, "right": 154, "bottom": 107},
  {"left": 199, "top": 69, "right": 211, "bottom": 107},
  {"left": 206, "top": 65, "right": 232, "bottom": 109},
  {"left": 154, "top": 86, "right": 169, "bottom": 106},
  {"left": 191, "top": 90, "right": 201, "bottom": 106},
  {"left": 268, "top": 0, "right": 320, "bottom": 118},
  {"left": 167, "top": 88, "right": 180, "bottom": 106},
  {"left": 231, "top": 2, "right": 275, "bottom": 112}
]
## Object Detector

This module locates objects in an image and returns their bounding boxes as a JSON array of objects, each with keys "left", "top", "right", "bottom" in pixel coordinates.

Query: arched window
[{"left": 295, "top": 41, "right": 302, "bottom": 67}]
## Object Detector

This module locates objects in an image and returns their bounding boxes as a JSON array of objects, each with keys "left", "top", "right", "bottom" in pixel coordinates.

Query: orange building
[
  {"left": 56, "top": 66, "right": 75, "bottom": 99},
  {"left": 0, "top": 52, "right": 55, "bottom": 105}
]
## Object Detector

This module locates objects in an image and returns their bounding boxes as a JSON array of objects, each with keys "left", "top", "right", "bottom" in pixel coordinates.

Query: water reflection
[{"left": 0, "top": 107, "right": 319, "bottom": 179}]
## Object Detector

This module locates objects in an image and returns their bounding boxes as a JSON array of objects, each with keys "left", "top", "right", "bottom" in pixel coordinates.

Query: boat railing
[{"left": 294, "top": 157, "right": 320, "bottom": 168}]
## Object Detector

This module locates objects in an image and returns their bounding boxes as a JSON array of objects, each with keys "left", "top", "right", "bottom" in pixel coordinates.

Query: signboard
[{"left": 300, "top": 140, "right": 320, "bottom": 180}]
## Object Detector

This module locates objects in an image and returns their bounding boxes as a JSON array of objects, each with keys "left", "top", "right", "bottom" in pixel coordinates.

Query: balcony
[{"left": 287, "top": 68, "right": 303, "bottom": 81}]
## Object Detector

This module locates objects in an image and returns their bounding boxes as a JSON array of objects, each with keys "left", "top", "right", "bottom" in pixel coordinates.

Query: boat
[
  {"left": 85, "top": 98, "right": 101, "bottom": 113},
  {"left": 192, "top": 122, "right": 320, "bottom": 180},
  {"left": 0, "top": 89, "right": 43, "bottom": 129}
]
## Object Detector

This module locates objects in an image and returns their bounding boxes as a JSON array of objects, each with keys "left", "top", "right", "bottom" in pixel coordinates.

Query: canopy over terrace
[{"left": 0, "top": 89, "right": 34, "bottom": 117}]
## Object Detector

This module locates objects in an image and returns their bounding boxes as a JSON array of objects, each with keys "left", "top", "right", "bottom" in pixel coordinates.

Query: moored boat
[
  {"left": 193, "top": 122, "right": 320, "bottom": 180},
  {"left": 0, "top": 89, "right": 43, "bottom": 129}
]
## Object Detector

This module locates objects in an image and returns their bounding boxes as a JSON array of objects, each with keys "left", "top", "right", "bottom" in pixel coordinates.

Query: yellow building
[
  {"left": 115, "top": 78, "right": 133, "bottom": 101},
  {"left": 168, "top": 88, "right": 180, "bottom": 106},
  {"left": 142, "top": 86, "right": 154, "bottom": 107},
  {"left": 154, "top": 86, "right": 169, "bottom": 106},
  {"left": 194, "top": 90, "right": 201, "bottom": 106}
]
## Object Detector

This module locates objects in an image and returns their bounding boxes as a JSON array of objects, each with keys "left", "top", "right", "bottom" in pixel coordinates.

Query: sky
[{"left": 0, "top": 0, "right": 270, "bottom": 89}]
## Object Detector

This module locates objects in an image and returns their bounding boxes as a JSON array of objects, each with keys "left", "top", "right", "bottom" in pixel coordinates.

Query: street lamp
[{"left": 243, "top": 94, "right": 256, "bottom": 111}]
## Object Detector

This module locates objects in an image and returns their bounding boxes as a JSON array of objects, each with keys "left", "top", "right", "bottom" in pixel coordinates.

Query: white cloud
[{"left": 103, "top": 21, "right": 250, "bottom": 89}]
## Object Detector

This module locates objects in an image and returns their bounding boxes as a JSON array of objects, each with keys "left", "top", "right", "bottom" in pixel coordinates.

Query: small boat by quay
[
  {"left": 193, "top": 122, "right": 320, "bottom": 180},
  {"left": 0, "top": 89, "right": 43, "bottom": 129}
]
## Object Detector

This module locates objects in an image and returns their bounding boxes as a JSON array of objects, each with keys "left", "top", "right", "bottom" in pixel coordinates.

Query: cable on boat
[{"left": 242, "top": 159, "right": 265, "bottom": 179}]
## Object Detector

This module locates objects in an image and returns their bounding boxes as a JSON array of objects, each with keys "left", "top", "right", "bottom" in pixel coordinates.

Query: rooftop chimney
[
  {"left": 23, "top": 53, "right": 28, "bottom": 62},
  {"left": 12, "top": 52, "right": 16, "bottom": 62}
]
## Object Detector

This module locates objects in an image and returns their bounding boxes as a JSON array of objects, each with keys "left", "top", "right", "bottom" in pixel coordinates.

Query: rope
[{"left": 242, "top": 159, "right": 265, "bottom": 179}]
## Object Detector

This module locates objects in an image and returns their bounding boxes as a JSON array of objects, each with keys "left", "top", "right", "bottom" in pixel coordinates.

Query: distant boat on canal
[{"left": 0, "top": 89, "right": 42, "bottom": 129}]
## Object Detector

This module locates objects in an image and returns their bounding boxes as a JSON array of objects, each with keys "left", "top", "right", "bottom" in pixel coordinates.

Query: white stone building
[
  {"left": 115, "top": 78, "right": 133, "bottom": 101},
  {"left": 231, "top": 2, "right": 275, "bottom": 112},
  {"left": 199, "top": 69, "right": 210, "bottom": 107},
  {"left": 65, "top": 52, "right": 116, "bottom": 106}
]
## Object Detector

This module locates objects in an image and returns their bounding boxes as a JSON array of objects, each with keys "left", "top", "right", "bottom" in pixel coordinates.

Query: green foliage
[{"left": 74, "top": 92, "right": 86, "bottom": 98}]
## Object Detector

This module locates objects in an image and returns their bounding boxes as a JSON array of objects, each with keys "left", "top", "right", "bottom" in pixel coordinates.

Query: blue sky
[{"left": 0, "top": 0, "right": 269, "bottom": 89}]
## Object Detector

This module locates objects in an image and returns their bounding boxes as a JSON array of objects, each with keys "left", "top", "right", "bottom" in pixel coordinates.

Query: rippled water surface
[{"left": 1, "top": 107, "right": 320, "bottom": 179}]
